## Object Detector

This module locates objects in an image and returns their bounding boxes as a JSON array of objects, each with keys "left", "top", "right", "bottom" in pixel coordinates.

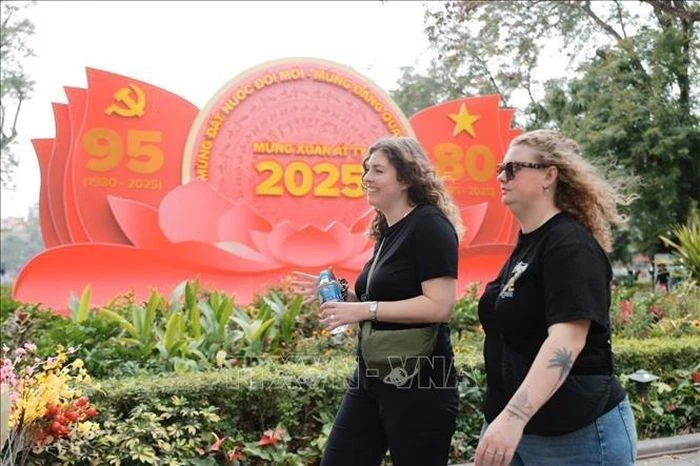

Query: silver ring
[{"left": 495, "top": 450, "right": 505, "bottom": 456}]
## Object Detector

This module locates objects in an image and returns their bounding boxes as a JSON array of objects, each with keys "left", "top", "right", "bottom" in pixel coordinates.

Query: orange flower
[
  {"left": 227, "top": 446, "right": 244, "bottom": 461},
  {"left": 691, "top": 372, "right": 700, "bottom": 384},
  {"left": 258, "top": 427, "right": 287, "bottom": 447},
  {"left": 619, "top": 300, "right": 633, "bottom": 324},
  {"left": 649, "top": 304, "right": 664, "bottom": 320},
  {"left": 208, "top": 433, "right": 227, "bottom": 453}
]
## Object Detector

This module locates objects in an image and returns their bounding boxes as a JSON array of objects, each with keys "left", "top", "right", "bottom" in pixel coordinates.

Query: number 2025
[{"left": 256, "top": 161, "right": 364, "bottom": 198}]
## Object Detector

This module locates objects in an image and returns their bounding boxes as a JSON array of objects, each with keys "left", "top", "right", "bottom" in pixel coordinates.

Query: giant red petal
[
  {"left": 107, "top": 196, "right": 170, "bottom": 249},
  {"left": 70, "top": 68, "right": 198, "bottom": 244},
  {"left": 32, "top": 139, "right": 61, "bottom": 249},
  {"left": 460, "top": 202, "right": 488, "bottom": 247},
  {"left": 159, "top": 180, "right": 233, "bottom": 243},
  {"left": 12, "top": 245, "right": 289, "bottom": 314},
  {"left": 162, "top": 241, "right": 282, "bottom": 272},
  {"left": 62, "top": 86, "right": 91, "bottom": 243},
  {"left": 337, "top": 247, "right": 373, "bottom": 271},
  {"left": 217, "top": 202, "right": 273, "bottom": 247},
  {"left": 349, "top": 207, "right": 375, "bottom": 234},
  {"left": 47, "top": 103, "right": 72, "bottom": 244},
  {"left": 257, "top": 221, "right": 354, "bottom": 267},
  {"left": 456, "top": 243, "right": 515, "bottom": 296}
]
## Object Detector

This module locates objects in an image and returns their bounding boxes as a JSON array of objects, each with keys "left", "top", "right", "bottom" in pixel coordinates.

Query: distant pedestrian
[{"left": 656, "top": 264, "right": 670, "bottom": 292}]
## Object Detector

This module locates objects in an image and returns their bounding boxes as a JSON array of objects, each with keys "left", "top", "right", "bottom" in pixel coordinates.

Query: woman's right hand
[{"left": 290, "top": 271, "right": 320, "bottom": 305}]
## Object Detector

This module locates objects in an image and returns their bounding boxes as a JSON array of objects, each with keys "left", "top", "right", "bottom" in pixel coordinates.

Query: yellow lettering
[
  {"left": 198, "top": 146, "right": 211, "bottom": 162},
  {"left": 195, "top": 168, "right": 208, "bottom": 181},
  {"left": 205, "top": 113, "right": 225, "bottom": 139},
  {"left": 313, "top": 70, "right": 353, "bottom": 89},
  {"left": 221, "top": 98, "right": 237, "bottom": 115},
  {"left": 253, "top": 141, "right": 266, "bottom": 153},
  {"left": 251, "top": 141, "right": 365, "bottom": 157},
  {"left": 254, "top": 73, "right": 278, "bottom": 90},
  {"left": 253, "top": 141, "right": 297, "bottom": 154},
  {"left": 279, "top": 68, "right": 305, "bottom": 81},
  {"left": 195, "top": 156, "right": 209, "bottom": 180}
]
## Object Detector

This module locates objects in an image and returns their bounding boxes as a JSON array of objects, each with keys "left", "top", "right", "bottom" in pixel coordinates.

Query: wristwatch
[{"left": 368, "top": 301, "right": 378, "bottom": 322}]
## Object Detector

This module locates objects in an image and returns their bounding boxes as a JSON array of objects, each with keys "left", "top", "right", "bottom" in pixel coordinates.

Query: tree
[
  {"left": 0, "top": 213, "right": 43, "bottom": 280},
  {"left": 1, "top": 1, "right": 35, "bottom": 188},
  {"left": 390, "top": 61, "right": 487, "bottom": 118},
  {"left": 420, "top": 0, "right": 700, "bottom": 255}
]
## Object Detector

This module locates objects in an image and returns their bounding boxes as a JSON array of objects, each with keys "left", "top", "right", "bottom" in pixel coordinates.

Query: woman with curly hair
[
  {"left": 475, "top": 129, "right": 637, "bottom": 466},
  {"left": 292, "top": 136, "right": 463, "bottom": 465}
]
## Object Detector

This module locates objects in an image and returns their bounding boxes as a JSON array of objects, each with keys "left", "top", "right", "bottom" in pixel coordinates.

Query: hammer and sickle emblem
[{"left": 105, "top": 84, "right": 146, "bottom": 118}]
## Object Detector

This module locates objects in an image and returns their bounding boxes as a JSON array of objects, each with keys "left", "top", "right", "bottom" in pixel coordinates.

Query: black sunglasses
[{"left": 496, "top": 161, "right": 549, "bottom": 181}]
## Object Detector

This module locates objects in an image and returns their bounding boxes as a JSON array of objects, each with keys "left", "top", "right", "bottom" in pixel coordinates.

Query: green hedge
[{"left": 46, "top": 336, "right": 695, "bottom": 465}]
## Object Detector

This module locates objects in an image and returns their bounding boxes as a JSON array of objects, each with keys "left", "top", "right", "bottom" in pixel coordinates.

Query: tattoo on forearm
[
  {"left": 505, "top": 389, "right": 533, "bottom": 422},
  {"left": 547, "top": 347, "right": 573, "bottom": 382}
]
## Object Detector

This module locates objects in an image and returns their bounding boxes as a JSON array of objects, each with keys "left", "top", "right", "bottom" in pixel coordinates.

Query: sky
[{"left": 1, "top": 0, "right": 435, "bottom": 218}]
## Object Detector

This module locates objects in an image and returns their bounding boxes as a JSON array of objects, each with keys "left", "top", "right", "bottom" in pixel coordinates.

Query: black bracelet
[{"left": 338, "top": 278, "right": 349, "bottom": 301}]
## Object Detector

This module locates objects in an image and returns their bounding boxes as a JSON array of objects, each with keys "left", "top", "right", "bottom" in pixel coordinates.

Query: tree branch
[
  {"left": 640, "top": 0, "right": 700, "bottom": 23},
  {"left": 524, "top": 63, "right": 547, "bottom": 120},
  {"left": 468, "top": 49, "right": 505, "bottom": 99},
  {"left": 579, "top": 0, "right": 624, "bottom": 42},
  {"left": 11, "top": 94, "right": 23, "bottom": 141},
  {"left": 577, "top": 0, "right": 651, "bottom": 81},
  {"left": 613, "top": 0, "right": 628, "bottom": 39}
]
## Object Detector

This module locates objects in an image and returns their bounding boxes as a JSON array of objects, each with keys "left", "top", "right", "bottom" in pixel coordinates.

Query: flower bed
[{"left": 1, "top": 281, "right": 698, "bottom": 464}]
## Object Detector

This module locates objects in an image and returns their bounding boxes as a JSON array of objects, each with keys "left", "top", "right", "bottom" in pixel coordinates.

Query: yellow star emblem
[{"left": 448, "top": 103, "right": 480, "bottom": 137}]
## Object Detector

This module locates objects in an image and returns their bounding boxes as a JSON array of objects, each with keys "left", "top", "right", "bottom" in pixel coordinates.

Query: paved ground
[
  {"left": 454, "top": 451, "right": 699, "bottom": 466},
  {"left": 636, "top": 450, "right": 700, "bottom": 466},
  {"left": 452, "top": 433, "right": 700, "bottom": 466}
]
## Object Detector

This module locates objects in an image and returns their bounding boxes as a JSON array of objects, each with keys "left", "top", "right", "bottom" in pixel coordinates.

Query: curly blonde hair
[
  {"left": 510, "top": 129, "right": 633, "bottom": 252},
  {"left": 363, "top": 137, "right": 464, "bottom": 241}
]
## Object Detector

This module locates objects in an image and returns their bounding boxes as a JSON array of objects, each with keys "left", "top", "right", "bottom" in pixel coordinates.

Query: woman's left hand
[
  {"left": 474, "top": 412, "right": 525, "bottom": 466},
  {"left": 319, "top": 301, "right": 367, "bottom": 332}
]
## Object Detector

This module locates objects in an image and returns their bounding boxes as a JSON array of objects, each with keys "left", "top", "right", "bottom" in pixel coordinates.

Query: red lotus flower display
[{"left": 14, "top": 60, "right": 520, "bottom": 313}]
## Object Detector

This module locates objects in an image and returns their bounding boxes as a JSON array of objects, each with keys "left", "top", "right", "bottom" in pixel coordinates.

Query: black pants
[{"left": 320, "top": 354, "right": 459, "bottom": 466}]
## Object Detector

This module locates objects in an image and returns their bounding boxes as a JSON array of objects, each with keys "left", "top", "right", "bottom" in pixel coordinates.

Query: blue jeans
[{"left": 481, "top": 397, "right": 637, "bottom": 465}]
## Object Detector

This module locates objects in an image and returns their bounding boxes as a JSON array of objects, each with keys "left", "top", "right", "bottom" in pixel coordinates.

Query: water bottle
[{"left": 317, "top": 269, "right": 347, "bottom": 336}]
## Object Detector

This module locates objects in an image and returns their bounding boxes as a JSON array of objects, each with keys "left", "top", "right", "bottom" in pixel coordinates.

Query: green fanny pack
[{"left": 360, "top": 321, "right": 439, "bottom": 386}]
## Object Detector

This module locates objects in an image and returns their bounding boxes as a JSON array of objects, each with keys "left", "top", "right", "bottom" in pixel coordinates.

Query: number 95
[{"left": 82, "top": 128, "right": 164, "bottom": 174}]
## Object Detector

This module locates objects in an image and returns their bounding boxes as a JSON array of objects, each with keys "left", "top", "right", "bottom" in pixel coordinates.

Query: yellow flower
[{"left": 77, "top": 421, "right": 99, "bottom": 433}]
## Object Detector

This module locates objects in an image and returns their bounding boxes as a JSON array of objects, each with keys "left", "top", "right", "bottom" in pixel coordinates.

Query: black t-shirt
[
  {"left": 478, "top": 212, "right": 626, "bottom": 435},
  {"left": 355, "top": 204, "right": 458, "bottom": 309},
  {"left": 354, "top": 204, "right": 458, "bottom": 365}
]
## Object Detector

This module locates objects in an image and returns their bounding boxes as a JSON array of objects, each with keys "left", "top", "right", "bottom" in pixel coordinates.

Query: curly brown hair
[
  {"left": 510, "top": 130, "right": 634, "bottom": 252},
  {"left": 363, "top": 137, "right": 464, "bottom": 241}
]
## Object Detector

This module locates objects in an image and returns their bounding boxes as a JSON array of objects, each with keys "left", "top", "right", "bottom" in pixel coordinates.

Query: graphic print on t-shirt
[{"left": 499, "top": 261, "right": 528, "bottom": 298}]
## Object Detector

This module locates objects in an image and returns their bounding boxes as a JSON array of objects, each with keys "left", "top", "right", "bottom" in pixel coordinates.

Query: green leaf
[
  {"left": 71, "top": 283, "right": 92, "bottom": 323},
  {"left": 99, "top": 308, "right": 137, "bottom": 337},
  {"left": 169, "top": 280, "right": 187, "bottom": 314},
  {"left": 166, "top": 312, "right": 185, "bottom": 351}
]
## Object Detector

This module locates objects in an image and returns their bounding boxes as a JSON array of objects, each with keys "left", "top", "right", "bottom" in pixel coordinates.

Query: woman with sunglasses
[{"left": 474, "top": 130, "right": 637, "bottom": 466}]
